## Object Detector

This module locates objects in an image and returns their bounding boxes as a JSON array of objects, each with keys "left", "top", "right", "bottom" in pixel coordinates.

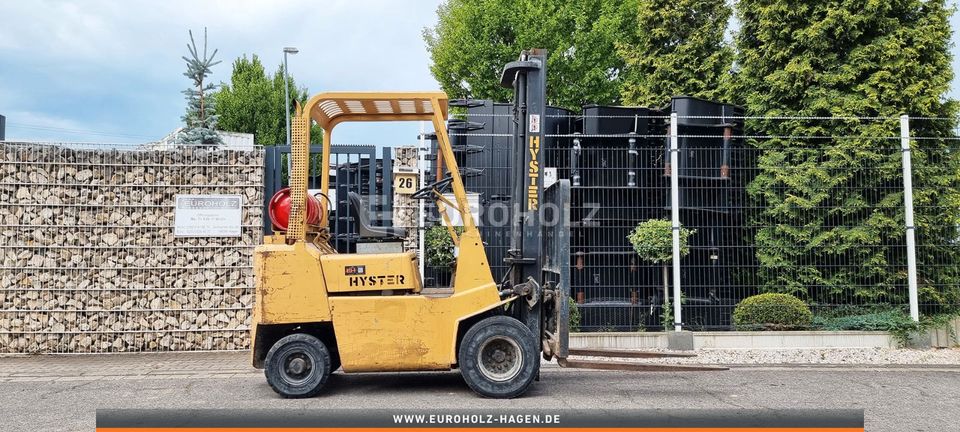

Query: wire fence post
[
  {"left": 900, "top": 114, "right": 920, "bottom": 322},
  {"left": 670, "top": 112, "right": 682, "bottom": 332}
]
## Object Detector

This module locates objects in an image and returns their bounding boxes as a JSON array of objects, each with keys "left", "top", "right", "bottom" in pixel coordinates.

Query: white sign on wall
[
  {"left": 544, "top": 167, "right": 557, "bottom": 189},
  {"left": 529, "top": 114, "right": 541, "bottom": 133},
  {"left": 174, "top": 194, "right": 243, "bottom": 237}
]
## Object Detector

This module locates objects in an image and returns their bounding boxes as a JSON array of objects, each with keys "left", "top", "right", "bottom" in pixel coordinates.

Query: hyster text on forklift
[{"left": 250, "top": 49, "right": 724, "bottom": 399}]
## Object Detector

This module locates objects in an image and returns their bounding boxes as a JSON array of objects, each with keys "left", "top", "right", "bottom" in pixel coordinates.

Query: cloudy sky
[
  {"left": 1, "top": 0, "right": 960, "bottom": 146},
  {"left": 0, "top": 0, "right": 444, "bottom": 146}
]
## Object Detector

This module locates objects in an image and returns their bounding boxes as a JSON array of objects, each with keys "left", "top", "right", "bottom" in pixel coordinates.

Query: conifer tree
[
  {"left": 177, "top": 28, "right": 222, "bottom": 145},
  {"left": 733, "top": 0, "right": 960, "bottom": 310}
]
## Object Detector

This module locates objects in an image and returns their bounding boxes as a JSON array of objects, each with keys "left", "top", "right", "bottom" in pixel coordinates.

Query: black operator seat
[{"left": 347, "top": 192, "right": 407, "bottom": 238}]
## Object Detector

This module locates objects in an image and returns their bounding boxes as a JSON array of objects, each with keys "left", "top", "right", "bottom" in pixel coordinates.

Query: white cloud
[
  {"left": 0, "top": 0, "right": 441, "bottom": 85},
  {"left": 0, "top": 0, "right": 445, "bottom": 144},
  {"left": 3, "top": 0, "right": 960, "bottom": 147},
  {"left": 3, "top": 110, "right": 150, "bottom": 143},
  {"left": 6, "top": 110, "right": 87, "bottom": 130}
]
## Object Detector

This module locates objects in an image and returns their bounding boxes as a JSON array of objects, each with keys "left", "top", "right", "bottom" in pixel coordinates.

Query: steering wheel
[{"left": 411, "top": 176, "right": 454, "bottom": 200}]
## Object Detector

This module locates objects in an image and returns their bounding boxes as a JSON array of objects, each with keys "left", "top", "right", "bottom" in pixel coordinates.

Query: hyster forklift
[{"left": 251, "top": 50, "right": 721, "bottom": 399}]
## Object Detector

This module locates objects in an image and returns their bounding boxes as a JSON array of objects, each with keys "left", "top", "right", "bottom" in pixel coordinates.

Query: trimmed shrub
[
  {"left": 626, "top": 219, "right": 694, "bottom": 263},
  {"left": 733, "top": 293, "right": 812, "bottom": 330}
]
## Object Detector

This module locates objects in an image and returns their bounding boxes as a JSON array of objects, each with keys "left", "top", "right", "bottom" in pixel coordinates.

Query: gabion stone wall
[
  {"left": 392, "top": 146, "right": 420, "bottom": 252},
  {"left": 0, "top": 142, "right": 263, "bottom": 353}
]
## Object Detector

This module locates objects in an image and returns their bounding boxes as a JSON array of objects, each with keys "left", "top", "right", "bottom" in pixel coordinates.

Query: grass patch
[
  {"left": 813, "top": 306, "right": 916, "bottom": 332},
  {"left": 813, "top": 306, "right": 960, "bottom": 345}
]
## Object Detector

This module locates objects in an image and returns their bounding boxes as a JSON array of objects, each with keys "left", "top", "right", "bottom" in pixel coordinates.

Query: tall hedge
[{"left": 732, "top": 0, "right": 960, "bottom": 310}]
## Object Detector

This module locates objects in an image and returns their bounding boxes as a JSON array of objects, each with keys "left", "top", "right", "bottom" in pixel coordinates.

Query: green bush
[
  {"left": 568, "top": 297, "right": 581, "bottom": 332},
  {"left": 424, "top": 225, "right": 462, "bottom": 267},
  {"left": 733, "top": 293, "right": 812, "bottom": 330},
  {"left": 812, "top": 306, "right": 923, "bottom": 345}
]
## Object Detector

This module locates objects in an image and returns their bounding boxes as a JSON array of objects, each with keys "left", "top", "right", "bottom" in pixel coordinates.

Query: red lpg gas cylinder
[{"left": 268, "top": 187, "right": 323, "bottom": 231}]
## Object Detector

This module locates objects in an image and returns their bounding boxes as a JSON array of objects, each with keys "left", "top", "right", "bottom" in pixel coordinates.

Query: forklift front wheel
[
  {"left": 458, "top": 316, "right": 539, "bottom": 398},
  {"left": 264, "top": 333, "right": 332, "bottom": 398}
]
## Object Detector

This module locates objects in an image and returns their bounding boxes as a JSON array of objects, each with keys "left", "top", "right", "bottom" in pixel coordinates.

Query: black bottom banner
[{"left": 96, "top": 408, "right": 864, "bottom": 431}]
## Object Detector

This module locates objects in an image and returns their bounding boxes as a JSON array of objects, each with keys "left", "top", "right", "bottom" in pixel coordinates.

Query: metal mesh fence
[
  {"left": 0, "top": 142, "right": 263, "bottom": 353},
  {"left": 910, "top": 120, "right": 960, "bottom": 314},
  {"left": 3, "top": 111, "right": 956, "bottom": 352}
]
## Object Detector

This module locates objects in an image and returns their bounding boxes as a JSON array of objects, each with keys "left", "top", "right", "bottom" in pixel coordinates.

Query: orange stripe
[{"left": 96, "top": 428, "right": 865, "bottom": 432}]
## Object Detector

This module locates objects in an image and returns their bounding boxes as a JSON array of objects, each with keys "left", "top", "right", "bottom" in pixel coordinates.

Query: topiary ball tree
[
  {"left": 733, "top": 293, "right": 813, "bottom": 330},
  {"left": 627, "top": 219, "right": 694, "bottom": 330}
]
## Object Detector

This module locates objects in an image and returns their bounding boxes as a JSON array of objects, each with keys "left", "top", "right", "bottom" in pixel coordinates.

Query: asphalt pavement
[{"left": 1, "top": 352, "right": 958, "bottom": 431}]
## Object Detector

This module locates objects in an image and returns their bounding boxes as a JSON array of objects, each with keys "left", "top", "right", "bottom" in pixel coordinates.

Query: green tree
[
  {"left": 423, "top": 0, "right": 639, "bottom": 109},
  {"left": 214, "top": 55, "right": 321, "bottom": 145},
  {"left": 733, "top": 0, "right": 960, "bottom": 310},
  {"left": 617, "top": 0, "right": 733, "bottom": 107},
  {"left": 627, "top": 219, "right": 695, "bottom": 329},
  {"left": 177, "top": 28, "right": 222, "bottom": 145}
]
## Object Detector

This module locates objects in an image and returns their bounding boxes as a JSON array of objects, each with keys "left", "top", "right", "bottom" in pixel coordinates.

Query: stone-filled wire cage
[{"left": 0, "top": 142, "right": 264, "bottom": 353}]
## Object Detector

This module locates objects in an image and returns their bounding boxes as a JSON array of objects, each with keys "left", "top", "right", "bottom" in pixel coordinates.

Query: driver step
[{"left": 421, "top": 287, "right": 454, "bottom": 298}]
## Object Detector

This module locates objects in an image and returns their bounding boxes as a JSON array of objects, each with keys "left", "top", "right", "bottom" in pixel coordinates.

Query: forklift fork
[{"left": 540, "top": 180, "right": 726, "bottom": 373}]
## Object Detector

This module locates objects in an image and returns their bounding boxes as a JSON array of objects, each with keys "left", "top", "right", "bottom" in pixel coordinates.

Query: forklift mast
[
  {"left": 499, "top": 49, "right": 549, "bottom": 337},
  {"left": 496, "top": 50, "right": 722, "bottom": 369},
  {"left": 497, "top": 49, "right": 576, "bottom": 362},
  {"left": 501, "top": 49, "right": 547, "bottom": 283}
]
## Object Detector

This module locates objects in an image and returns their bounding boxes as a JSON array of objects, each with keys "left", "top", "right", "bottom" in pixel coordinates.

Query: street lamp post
[{"left": 283, "top": 47, "right": 299, "bottom": 147}]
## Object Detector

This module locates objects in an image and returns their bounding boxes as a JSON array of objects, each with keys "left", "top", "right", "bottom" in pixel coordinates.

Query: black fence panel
[{"left": 443, "top": 97, "right": 758, "bottom": 331}]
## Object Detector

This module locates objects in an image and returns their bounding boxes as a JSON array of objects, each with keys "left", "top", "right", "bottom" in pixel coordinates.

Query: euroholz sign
[{"left": 173, "top": 194, "right": 243, "bottom": 237}]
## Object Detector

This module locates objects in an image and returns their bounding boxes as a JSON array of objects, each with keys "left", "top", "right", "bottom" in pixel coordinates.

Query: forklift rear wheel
[
  {"left": 458, "top": 316, "right": 539, "bottom": 398},
  {"left": 264, "top": 333, "right": 331, "bottom": 398}
]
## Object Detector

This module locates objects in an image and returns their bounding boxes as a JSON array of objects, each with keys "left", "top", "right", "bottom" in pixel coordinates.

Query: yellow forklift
[{"left": 251, "top": 50, "right": 721, "bottom": 399}]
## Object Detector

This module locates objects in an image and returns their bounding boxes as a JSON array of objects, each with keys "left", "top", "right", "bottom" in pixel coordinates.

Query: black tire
[
  {"left": 264, "top": 333, "right": 331, "bottom": 398},
  {"left": 458, "top": 315, "right": 539, "bottom": 398}
]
